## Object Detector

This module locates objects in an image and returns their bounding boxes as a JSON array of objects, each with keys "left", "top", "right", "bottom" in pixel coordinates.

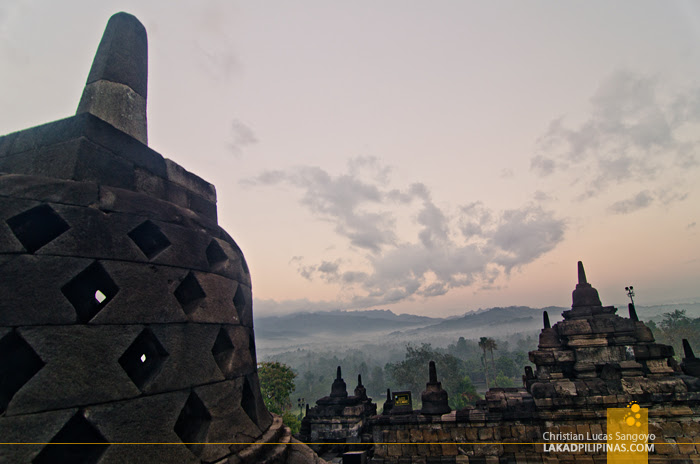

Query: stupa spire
[
  {"left": 578, "top": 261, "right": 587, "bottom": 284},
  {"left": 76, "top": 12, "right": 148, "bottom": 144}
]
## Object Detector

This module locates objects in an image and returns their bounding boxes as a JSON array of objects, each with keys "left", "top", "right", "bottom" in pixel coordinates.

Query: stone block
[
  {"left": 566, "top": 337, "right": 608, "bottom": 347},
  {"left": 142, "top": 324, "right": 226, "bottom": 394},
  {"left": 187, "top": 190, "right": 218, "bottom": 221},
  {"left": 0, "top": 408, "right": 77, "bottom": 463},
  {"left": 211, "top": 325, "right": 256, "bottom": 378},
  {"left": 165, "top": 158, "right": 216, "bottom": 202},
  {"left": 423, "top": 428, "right": 438, "bottom": 442},
  {"left": 134, "top": 219, "right": 211, "bottom": 269},
  {"left": 80, "top": 114, "right": 168, "bottom": 177},
  {"left": 0, "top": 173, "right": 99, "bottom": 206},
  {"left": 35, "top": 204, "right": 144, "bottom": 261},
  {"left": 0, "top": 133, "right": 138, "bottom": 192},
  {"left": 87, "top": 262, "right": 187, "bottom": 324},
  {"left": 678, "top": 440, "right": 697, "bottom": 455},
  {"left": 2, "top": 115, "right": 94, "bottom": 156},
  {"left": 7, "top": 325, "right": 143, "bottom": 415},
  {"left": 99, "top": 185, "right": 218, "bottom": 233},
  {"left": 84, "top": 390, "right": 199, "bottom": 464},
  {"left": 73, "top": 138, "right": 136, "bottom": 189},
  {"left": 205, "top": 237, "right": 251, "bottom": 285},
  {"left": 0, "top": 138, "right": 80, "bottom": 180},
  {"left": 441, "top": 442, "right": 459, "bottom": 455},
  {"left": 553, "top": 350, "right": 575, "bottom": 363},
  {"left": 182, "top": 271, "right": 241, "bottom": 325},
  {"left": 553, "top": 381, "right": 578, "bottom": 396},
  {"left": 682, "top": 421, "right": 700, "bottom": 437},
  {"left": 558, "top": 319, "right": 592, "bottom": 336},
  {"left": 196, "top": 379, "right": 266, "bottom": 462},
  {"left": 0, "top": 255, "right": 95, "bottom": 325},
  {"left": 654, "top": 437, "right": 678, "bottom": 454},
  {"left": 530, "top": 351, "right": 556, "bottom": 365}
]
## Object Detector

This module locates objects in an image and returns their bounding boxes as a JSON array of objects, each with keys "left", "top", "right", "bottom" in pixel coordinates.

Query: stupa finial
[
  {"left": 77, "top": 12, "right": 148, "bottom": 144},
  {"left": 578, "top": 261, "right": 587, "bottom": 284},
  {"left": 429, "top": 360, "right": 438, "bottom": 384}
]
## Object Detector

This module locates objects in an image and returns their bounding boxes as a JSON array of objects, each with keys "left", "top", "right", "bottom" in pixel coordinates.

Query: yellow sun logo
[{"left": 624, "top": 401, "right": 642, "bottom": 427}]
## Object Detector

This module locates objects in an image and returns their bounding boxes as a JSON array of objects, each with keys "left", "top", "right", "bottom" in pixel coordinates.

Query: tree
[
  {"left": 657, "top": 310, "right": 694, "bottom": 359},
  {"left": 478, "top": 337, "right": 490, "bottom": 389},
  {"left": 258, "top": 361, "right": 296, "bottom": 415},
  {"left": 485, "top": 338, "right": 498, "bottom": 372},
  {"left": 451, "top": 375, "right": 481, "bottom": 410},
  {"left": 494, "top": 372, "right": 515, "bottom": 388},
  {"left": 385, "top": 343, "right": 466, "bottom": 403}
]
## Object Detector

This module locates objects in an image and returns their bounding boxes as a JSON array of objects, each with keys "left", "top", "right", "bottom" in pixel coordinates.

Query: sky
[{"left": 1, "top": 1, "right": 699, "bottom": 317}]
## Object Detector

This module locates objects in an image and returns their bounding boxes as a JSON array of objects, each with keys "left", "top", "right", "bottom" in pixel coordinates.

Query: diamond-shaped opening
[
  {"left": 118, "top": 328, "right": 169, "bottom": 391},
  {"left": 32, "top": 411, "right": 109, "bottom": 464},
  {"left": 6, "top": 204, "right": 70, "bottom": 253},
  {"left": 241, "top": 375, "right": 260, "bottom": 428},
  {"left": 205, "top": 239, "right": 228, "bottom": 270},
  {"left": 0, "top": 330, "right": 45, "bottom": 414},
  {"left": 61, "top": 261, "right": 119, "bottom": 323},
  {"left": 211, "top": 328, "right": 235, "bottom": 377},
  {"left": 174, "top": 391, "right": 211, "bottom": 456},
  {"left": 127, "top": 220, "right": 171, "bottom": 259},
  {"left": 174, "top": 272, "right": 206, "bottom": 315},
  {"left": 233, "top": 285, "right": 246, "bottom": 321}
]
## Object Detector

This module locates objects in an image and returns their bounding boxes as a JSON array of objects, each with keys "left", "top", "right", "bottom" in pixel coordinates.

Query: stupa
[{"left": 0, "top": 12, "right": 323, "bottom": 464}]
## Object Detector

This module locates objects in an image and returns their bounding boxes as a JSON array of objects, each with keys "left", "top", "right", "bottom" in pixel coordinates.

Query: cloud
[
  {"left": 247, "top": 159, "right": 566, "bottom": 311},
  {"left": 490, "top": 206, "right": 566, "bottom": 272},
  {"left": 228, "top": 119, "right": 258, "bottom": 156},
  {"left": 532, "top": 70, "right": 700, "bottom": 205},
  {"left": 608, "top": 191, "right": 654, "bottom": 214},
  {"left": 500, "top": 168, "right": 514, "bottom": 178},
  {"left": 246, "top": 158, "right": 403, "bottom": 253}
]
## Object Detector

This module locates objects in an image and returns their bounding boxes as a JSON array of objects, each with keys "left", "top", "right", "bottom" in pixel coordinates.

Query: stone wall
[{"left": 369, "top": 403, "right": 700, "bottom": 463}]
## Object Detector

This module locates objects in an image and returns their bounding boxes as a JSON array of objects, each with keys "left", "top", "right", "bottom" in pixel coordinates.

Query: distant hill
[
  {"left": 254, "top": 309, "right": 444, "bottom": 340},
  {"left": 254, "top": 301, "right": 700, "bottom": 357},
  {"left": 411, "top": 306, "right": 565, "bottom": 334}
]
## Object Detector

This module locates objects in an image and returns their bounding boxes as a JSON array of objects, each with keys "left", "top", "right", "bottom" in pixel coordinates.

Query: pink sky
[{"left": 2, "top": 1, "right": 699, "bottom": 316}]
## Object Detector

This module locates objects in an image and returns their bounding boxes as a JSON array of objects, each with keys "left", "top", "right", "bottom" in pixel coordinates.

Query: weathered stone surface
[
  {"left": 99, "top": 184, "right": 218, "bottom": 233},
  {"left": 0, "top": 409, "right": 76, "bottom": 463},
  {"left": 35, "top": 204, "right": 143, "bottom": 261},
  {"left": 142, "top": 324, "right": 226, "bottom": 394},
  {"left": 7, "top": 326, "right": 142, "bottom": 415},
  {"left": 0, "top": 173, "right": 99, "bottom": 206},
  {"left": 196, "top": 379, "right": 266, "bottom": 462},
  {"left": 0, "top": 255, "right": 93, "bottom": 325},
  {"left": 84, "top": 390, "right": 198, "bottom": 464},
  {"left": 78, "top": 80, "right": 148, "bottom": 145},
  {"left": 89, "top": 262, "right": 188, "bottom": 324},
  {"left": 164, "top": 158, "right": 216, "bottom": 202},
  {"left": 173, "top": 271, "right": 240, "bottom": 324},
  {"left": 211, "top": 325, "right": 256, "bottom": 378}
]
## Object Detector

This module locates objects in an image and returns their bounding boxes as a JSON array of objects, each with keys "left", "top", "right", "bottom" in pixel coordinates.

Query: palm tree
[
  {"left": 479, "top": 337, "right": 490, "bottom": 389},
  {"left": 486, "top": 338, "right": 498, "bottom": 373}
]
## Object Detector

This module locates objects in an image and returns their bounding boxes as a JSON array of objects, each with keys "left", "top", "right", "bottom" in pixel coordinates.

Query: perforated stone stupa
[{"left": 0, "top": 12, "right": 323, "bottom": 464}]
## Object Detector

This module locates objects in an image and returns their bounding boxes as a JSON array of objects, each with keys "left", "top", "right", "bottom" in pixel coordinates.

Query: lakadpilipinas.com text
[{"left": 542, "top": 432, "right": 655, "bottom": 453}]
